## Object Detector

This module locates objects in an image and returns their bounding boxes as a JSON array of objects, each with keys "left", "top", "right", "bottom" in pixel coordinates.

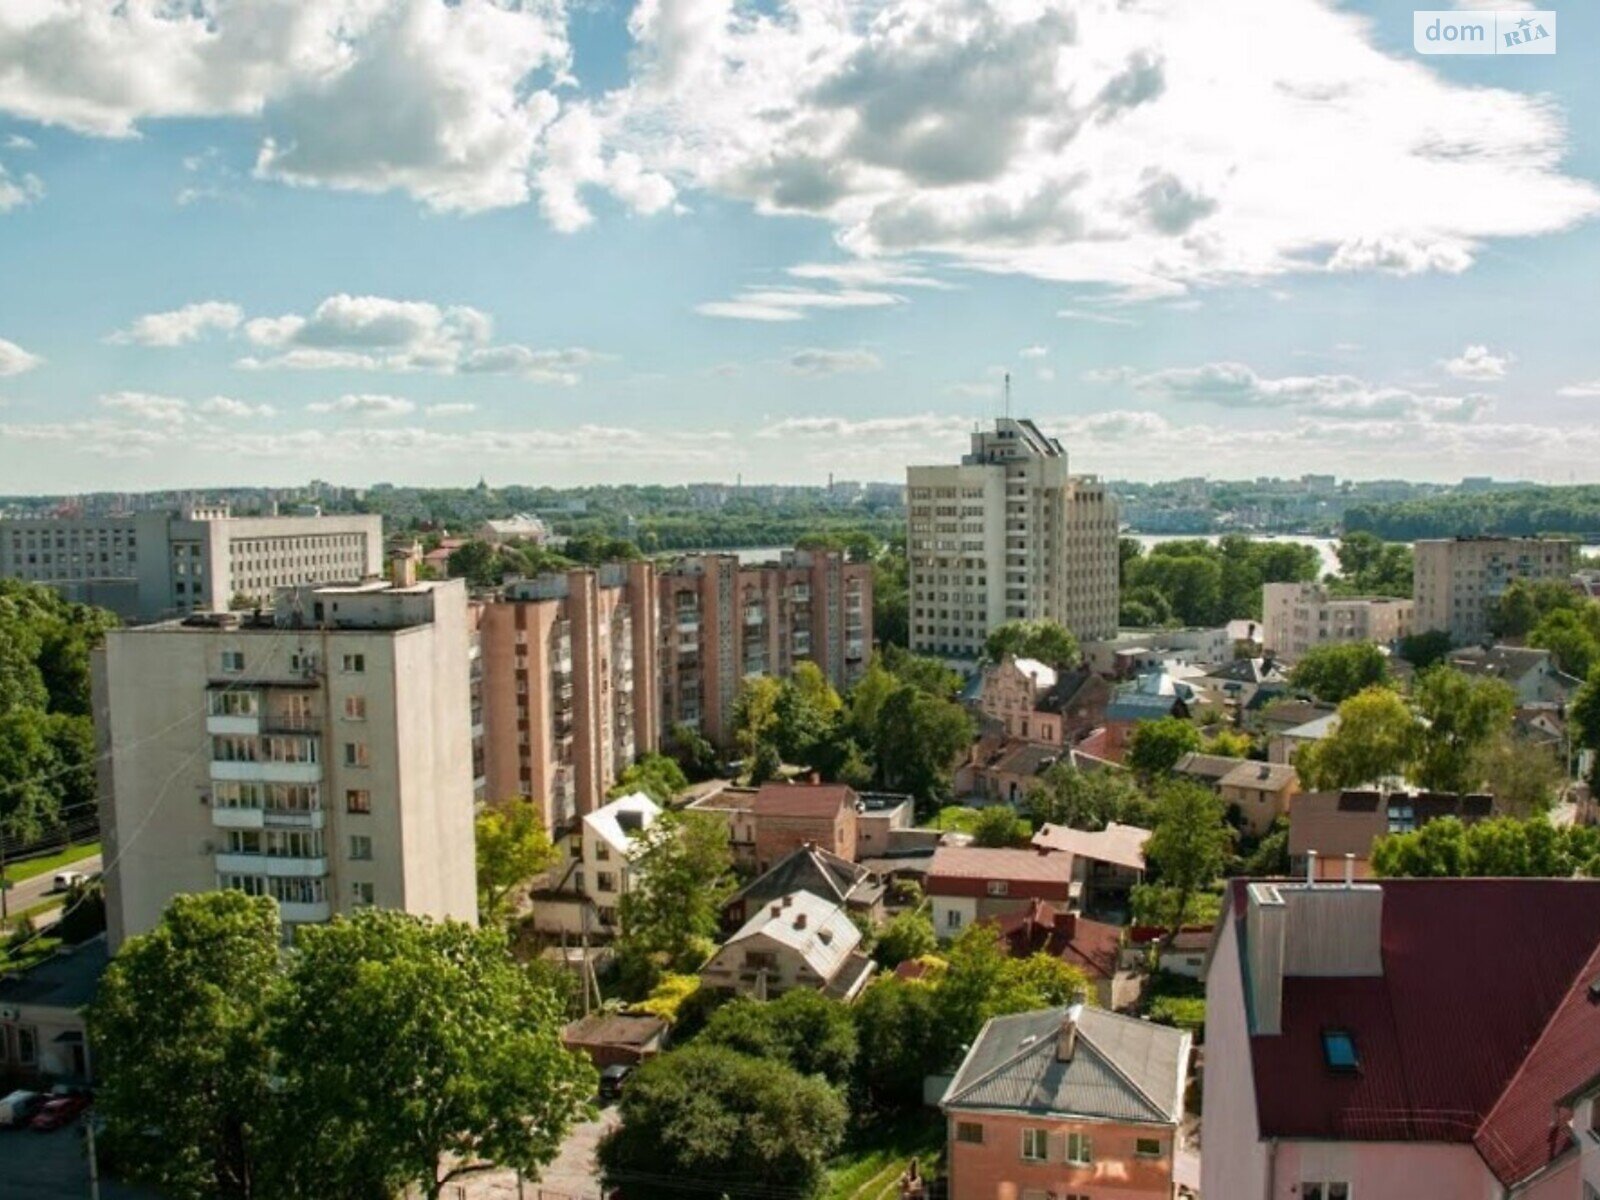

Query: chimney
[
  {"left": 1246, "top": 879, "right": 1385, "bottom": 1037},
  {"left": 794, "top": 912, "right": 807, "bottom": 931},
  {"left": 1306, "top": 849, "right": 1318, "bottom": 884},
  {"left": 1344, "top": 853, "right": 1356, "bottom": 886},
  {"left": 770, "top": 903, "right": 782, "bottom": 918},
  {"left": 391, "top": 548, "right": 417, "bottom": 588},
  {"left": 783, "top": 894, "right": 794, "bottom": 908},
  {"left": 1056, "top": 997, "right": 1086, "bottom": 1062}
]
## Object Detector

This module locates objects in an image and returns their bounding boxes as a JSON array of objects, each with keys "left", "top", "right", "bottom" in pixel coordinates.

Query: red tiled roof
[
  {"left": 993, "top": 900, "right": 1122, "bottom": 980},
  {"left": 750, "top": 782, "right": 857, "bottom": 818},
  {"left": 927, "top": 846, "right": 1074, "bottom": 885},
  {"left": 1230, "top": 877, "right": 1600, "bottom": 1187}
]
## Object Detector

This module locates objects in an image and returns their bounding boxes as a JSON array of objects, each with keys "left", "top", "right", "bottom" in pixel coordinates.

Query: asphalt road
[
  {"left": 0, "top": 1123, "right": 160, "bottom": 1200},
  {"left": 1, "top": 855, "right": 102, "bottom": 922}
]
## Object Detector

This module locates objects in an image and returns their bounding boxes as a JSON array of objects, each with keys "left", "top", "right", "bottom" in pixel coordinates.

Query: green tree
[
  {"left": 1372, "top": 816, "right": 1600, "bottom": 878},
  {"left": 853, "top": 977, "right": 942, "bottom": 1109},
  {"left": 1289, "top": 641, "right": 1390, "bottom": 704},
  {"left": 872, "top": 683, "right": 974, "bottom": 806},
  {"left": 445, "top": 539, "right": 502, "bottom": 588},
  {"left": 274, "top": 910, "right": 595, "bottom": 1200},
  {"left": 475, "top": 798, "right": 561, "bottom": 925},
  {"left": 932, "top": 925, "right": 1094, "bottom": 1063},
  {"left": 972, "top": 804, "right": 1031, "bottom": 847},
  {"left": 1144, "top": 780, "right": 1234, "bottom": 943},
  {"left": 881, "top": 643, "right": 963, "bottom": 700},
  {"left": 612, "top": 752, "right": 690, "bottom": 804},
  {"left": 871, "top": 907, "right": 937, "bottom": 969},
  {"left": 598, "top": 1044, "right": 848, "bottom": 1199},
  {"left": 0, "top": 705, "right": 63, "bottom": 843},
  {"left": 769, "top": 662, "right": 842, "bottom": 763},
  {"left": 1529, "top": 605, "right": 1600, "bottom": 678},
  {"left": 1411, "top": 667, "right": 1515, "bottom": 794},
  {"left": 1398, "top": 629, "right": 1454, "bottom": 670},
  {"left": 88, "top": 892, "right": 281, "bottom": 1200},
  {"left": 618, "top": 811, "right": 734, "bottom": 971},
  {"left": 1126, "top": 717, "right": 1203, "bottom": 778},
  {"left": 665, "top": 722, "right": 719, "bottom": 781},
  {"left": 1570, "top": 664, "right": 1600, "bottom": 790},
  {"left": 1330, "top": 532, "right": 1413, "bottom": 597},
  {"left": 731, "top": 675, "right": 784, "bottom": 758},
  {"left": 1295, "top": 686, "right": 1419, "bottom": 790},
  {"left": 985, "top": 619, "right": 1080, "bottom": 668},
  {"left": 700, "top": 990, "right": 858, "bottom": 1087},
  {"left": 1490, "top": 579, "right": 1584, "bottom": 640},
  {"left": 1474, "top": 733, "right": 1564, "bottom": 817},
  {"left": 1023, "top": 762, "right": 1152, "bottom": 831},
  {"left": 1204, "top": 728, "right": 1253, "bottom": 757}
]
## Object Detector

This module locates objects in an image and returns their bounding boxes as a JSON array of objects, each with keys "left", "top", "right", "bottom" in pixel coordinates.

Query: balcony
[
  {"left": 206, "top": 713, "right": 260, "bottom": 736},
  {"left": 214, "top": 852, "right": 328, "bottom": 878},
  {"left": 211, "top": 760, "right": 322, "bottom": 785},
  {"left": 279, "top": 900, "right": 332, "bottom": 923},
  {"left": 676, "top": 615, "right": 700, "bottom": 633},
  {"left": 261, "top": 715, "right": 320, "bottom": 736}
]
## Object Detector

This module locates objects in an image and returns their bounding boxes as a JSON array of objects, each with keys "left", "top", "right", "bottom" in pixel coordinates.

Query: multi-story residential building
[
  {"left": 92, "top": 579, "right": 477, "bottom": 949},
  {"left": 1261, "top": 581, "right": 1413, "bottom": 661},
  {"left": 1412, "top": 536, "right": 1577, "bottom": 645},
  {"left": 0, "top": 504, "right": 383, "bottom": 621},
  {"left": 975, "top": 655, "right": 1111, "bottom": 746},
  {"left": 475, "top": 563, "right": 660, "bottom": 833},
  {"left": 942, "top": 1004, "right": 1190, "bottom": 1200},
  {"left": 1203, "top": 875, "right": 1600, "bottom": 1200},
  {"left": 658, "top": 549, "right": 871, "bottom": 746},
  {"left": 907, "top": 417, "right": 1119, "bottom": 660}
]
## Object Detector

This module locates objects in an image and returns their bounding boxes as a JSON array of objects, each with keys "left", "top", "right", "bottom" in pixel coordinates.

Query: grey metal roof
[{"left": 943, "top": 1005, "right": 1188, "bottom": 1125}]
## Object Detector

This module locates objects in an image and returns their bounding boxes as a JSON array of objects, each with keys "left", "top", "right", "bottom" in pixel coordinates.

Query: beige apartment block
[
  {"left": 1413, "top": 536, "right": 1577, "bottom": 644},
  {"left": 475, "top": 562, "right": 661, "bottom": 833},
  {"left": 659, "top": 549, "right": 871, "bottom": 747},
  {"left": 1261, "top": 581, "right": 1413, "bottom": 661},
  {"left": 93, "top": 579, "right": 477, "bottom": 949},
  {"left": 907, "top": 417, "right": 1118, "bottom": 661},
  {"left": 0, "top": 503, "right": 382, "bottom": 621}
]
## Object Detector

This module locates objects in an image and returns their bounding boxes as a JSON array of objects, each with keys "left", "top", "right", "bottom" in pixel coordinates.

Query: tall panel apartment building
[
  {"left": 659, "top": 550, "right": 872, "bottom": 747},
  {"left": 1413, "top": 536, "right": 1577, "bottom": 644},
  {"left": 906, "top": 417, "right": 1119, "bottom": 660},
  {"left": 1261, "top": 581, "right": 1414, "bottom": 661},
  {"left": 93, "top": 579, "right": 477, "bottom": 949},
  {"left": 0, "top": 504, "right": 382, "bottom": 621},
  {"left": 476, "top": 563, "right": 660, "bottom": 834}
]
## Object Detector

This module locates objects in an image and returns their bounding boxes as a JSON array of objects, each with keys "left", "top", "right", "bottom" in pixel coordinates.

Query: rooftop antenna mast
[{"left": 1003, "top": 372, "right": 1012, "bottom": 420}]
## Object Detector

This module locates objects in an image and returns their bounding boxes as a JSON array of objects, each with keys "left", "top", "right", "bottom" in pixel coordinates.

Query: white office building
[{"left": 907, "top": 417, "right": 1119, "bottom": 660}]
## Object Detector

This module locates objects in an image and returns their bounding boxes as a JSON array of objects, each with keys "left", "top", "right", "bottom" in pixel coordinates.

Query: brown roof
[
  {"left": 1173, "top": 752, "right": 1243, "bottom": 782},
  {"left": 994, "top": 900, "right": 1122, "bottom": 980},
  {"left": 750, "top": 781, "right": 858, "bottom": 818},
  {"left": 1030, "top": 822, "right": 1150, "bottom": 871},
  {"left": 927, "top": 846, "right": 1074, "bottom": 884},
  {"left": 1219, "top": 760, "right": 1299, "bottom": 793},
  {"left": 1288, "top": 790, "right": 1387, "bottom": 860},
  {"left": 563, "top": 1013, "right": 668, "bottom": 1049}
]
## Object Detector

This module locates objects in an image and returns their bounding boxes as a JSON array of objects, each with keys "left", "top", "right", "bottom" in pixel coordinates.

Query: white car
[
  {"left": 0, "top": 1089, "right": 43, "bottom": 1128},
  {"left": 52, "top": 870, "right": 89, "bottom": 892}
]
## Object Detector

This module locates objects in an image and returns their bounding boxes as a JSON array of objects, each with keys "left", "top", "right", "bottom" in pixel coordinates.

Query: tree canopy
[
  {"left": 611, "top": 752, "right": 690, "bottom": 804},
  {"left": 1144, "top": 780, "right": 1234, "bottom": 940},
  {"left": 1023, "top": 762, "right": 1153, "bottom": 832},
  {"left": 1289, "top": 641, "right": 1391, "bottom": 704},
  {"left": 984, "top": 619, "right": 1080, "bottom": 668},
  {"left": 1295, "top": 686, "right": 1418, "bottom": 790},
  {"left": 1372, "top": 816, "right": 1600, "bottom": 878},
  {"left": 1120, "top": 536, "right": 1319, "bottom": 625},
  {"left": 475, "top": 798, "right": 560, "bottom": 925},
  {"left": 617, "top": 811, "right": 735, "bottom": 976},
  {"left": 1410, "top": 667, "right": 1515, "bottom": 794},
  {"left": 1126, "top": 717, "right": 1203, "bottom": 777}
]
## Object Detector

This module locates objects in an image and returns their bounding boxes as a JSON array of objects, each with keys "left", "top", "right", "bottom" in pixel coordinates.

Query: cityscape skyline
[{"left": 1, "top": 0, "right": 1599, "bottom": 491}]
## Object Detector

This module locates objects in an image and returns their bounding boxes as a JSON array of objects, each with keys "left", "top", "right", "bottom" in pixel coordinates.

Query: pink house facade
[{"left": 1202, "top": 875, "right": 1600, "bottom": 1200}]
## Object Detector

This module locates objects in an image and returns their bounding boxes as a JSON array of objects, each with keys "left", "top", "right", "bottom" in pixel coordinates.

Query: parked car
[
  {"left": 53, "top": 870, "right": 89, "bottom": 892},
  {"left": 598, "top": 1064, "right": 634, "bottom": 1102},
  {"left": 30, "top": 1093, "right": 91, "bottom": 1132},
  {"left": 0, "top": 1090, "right": 44, "bottom": 1128}
]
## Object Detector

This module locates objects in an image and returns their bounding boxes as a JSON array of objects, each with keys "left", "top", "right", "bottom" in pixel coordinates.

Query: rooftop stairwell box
[{"left": 1246, "top": 852, "right": 1383, "bottom": 1037}]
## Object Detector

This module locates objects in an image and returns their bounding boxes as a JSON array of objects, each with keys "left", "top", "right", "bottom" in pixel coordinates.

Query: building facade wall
[
  {"left": 945, "top": 1108, "right": 1179, "bottom": 1200},
  {"left": 1201, "top": 908, "right": 1271, "bottom": 1200},
  {"left": 1262, "top": 582, "right": 1414, "bottom": 661},
  {"left": 1413, "top": 538, "right": 1576, "bottom": 645},
  {"left": 753, "top": 808, "right": 856, "bottom": 872}
]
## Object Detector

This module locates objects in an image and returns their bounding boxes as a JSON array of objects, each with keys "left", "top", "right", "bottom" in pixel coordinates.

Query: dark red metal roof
[{"left": 1234, "top": 877, "right": 1600, "bottom": 1186}]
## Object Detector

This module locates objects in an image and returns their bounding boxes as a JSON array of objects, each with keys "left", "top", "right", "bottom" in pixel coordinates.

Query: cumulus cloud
[
  {"left": 1131, "top": 361, "right": 1491, "bottom": 423},
  {"left": 424, "top": 402, "right": 476, "bottom": 417},
  {"left": 1558, "top": 379, "right": 1600, "bottom": 399},
  {"left": 1441, "top": 344, "right": 1512, "bottom": 381},
  {"left": 786, "top": 348, "right": 883, "bottom": 377},
  {"left": 305, "top": 393, "right": 417, "bottom": 419},
  {"left": 196, "top": 395, "right": 275, "bottom": 418},
  {"left": 0, "top": 158, "right": 42, "bottom": 211},
  {"left": 98, "top": 391, "right": 190, "bottom": 424},
  {"left": 696, "top": 287, "right": 903, "bottom": 323},
  {"left": 0, "top": 336, "right": 41, "bottom": 376},
  {"left": 109, "top": 301, "right": 244, "bottom": 347}
]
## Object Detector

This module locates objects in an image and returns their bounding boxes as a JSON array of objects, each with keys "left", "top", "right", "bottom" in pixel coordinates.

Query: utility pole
[{"left": 86, "top": 1118, "right": 102, "bottom": 1200}]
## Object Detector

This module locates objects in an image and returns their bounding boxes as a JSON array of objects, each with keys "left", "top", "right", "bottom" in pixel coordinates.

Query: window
[
  {"left": 595, "top": 871, "right": 617, "bottom": 893},
  {"left": 344, "top": 742, "right": 370, "bottom": 768},
  {"left": 1066, "top": 1132, "right": 1093, "bottom": 1166},
  {"left": 1135, "top": 1137, "right": 1163, "bottom": 1158},
  {"left": 986, "top": 879, "right": 1009, "bottom": 897},
  {"left": 221, "top": 649, "right": 245, "bottom": 673},
  {"left": 341, "top": 653, "right": 366, "bottom": 674},
  {"left": 346, "top": 789, "right": 371, "bottom": 814},
  {"left": 946, "top": 908, "right": 963, "bottom": 929},
  {"left": 13, "top": 1025, "right": 37, "bottom": 1065},
  {"left": 1302, "top": 1186, "right": 1350, "bottom": 1200},
  {"left": 1322, "top": 1029, "right": 1359, "bottom": 1072},
  {"left": 343, "top": 695, "right": 367, "bottom": 720},
  {"left": 1020, "top": 1128, "right": 1048, "bottom": 1162},
  {"left": 955, "top": 1122, "right": 984, "bottom": 1145},
  {"left": 595, "top": 842, "right": 610, "bottom": 861},
  {"left": 352, "top": 881, "right": 375, "bottom": 906},
  {"left": 349, "top": 835, "right": 373, "bottom": 861}
]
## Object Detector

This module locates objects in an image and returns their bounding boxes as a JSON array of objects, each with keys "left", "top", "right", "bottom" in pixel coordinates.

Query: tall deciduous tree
[
  {"left": 1411, "top": 667, "right": 1515, "bottom": 794},
  {"left": 984, "top": 619, "right": 1080, "bottom": 668},
  {"left": 1289, "top": 641, "right": 1390, "bottom": 704},
  {"left": 1372, "top": 816, "right": 1600, "bottom": 878},
  {"left": 1473, "top": 733, "right": 1564, "bottom": 818},
  {"left": 274, "top": 911, "right": 595, "bottom": 1200},
  {"left": 88, "top": 892, "right": 281, "bottom": 1200},
  {"left": 618, "top": 811, "right": 734, "bottom": 970},
  {"left": 1295, "top": 686, "right": 1419, "bottom": 790},
  {"left": 475, "top": 798, "right": 560, "bottom": 925},
  {"left": 1571, "top": 664, "right": 1600, "bottom": 790},
  {"left": 1145, "top": 779, "right": 1234, "bottom": 944},
  {"left": 1126, "top": 717, "right": 1202, "bottom": 778},
  {"left": 700, "top": 989, "right": 858, "bottom": 1087},
  {"left": 872, "top": 683, "right": 974, "bottom": 806},
  {"left": 610, "top": 752, "right": 690, "bottom": 804},
  {"left": 1024, "top": 762, "right": 1152, "bottom": 831}
]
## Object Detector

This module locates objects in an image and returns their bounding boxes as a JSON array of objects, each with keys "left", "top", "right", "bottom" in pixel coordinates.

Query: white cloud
[
  {"left": 109, "top": 301, "right": 244, "bottom": 347},
  {"left": 1441, "top": 344, "right": 1513, "bottom": 382},
  {"left": 785, "top": 261, "right": 953, "bottom": 290},
  {"left": 696, "top": 287, "right": 903, "bottom": 323},
  {"left": 4, "top": 135, "right": 33, "bottom": 150},
  {"left": 1131, "top": 361, "right": 1491, "bottom": 423},
  {"left": 0, "top": 336, "right": 41, "bottom": 376},
  {"left": 1557, "top": 379, "right": 1600, "bottom": 399},
  {"left": 196, "top": 395, "right": 275, "bottom": 418},
  {"left": 758, "top": 413, "right": 972, "bottom": 442},
  {"left": 786, "top": 348, "right": 883, "bottom": 377},
  {"left": 0, "top": 158, "right": 42, "bottom": 211},
  {"left": 1057, "top": 307, "right": 1138, "bottom": 327},
  {"left": 305, "top": 393, "right": 417, "bottom": 419},
  {"left": 1020, "top": 345, "right": 1048, "bottom": 359},
  {"left": 98, "top": 391, "right": 190, "bottom": 424},
  {"left": 424, "top": 402, "right": 477, "bottom": 417},
  {"left": 1036, "top": 366, "right": 1056, "bottom": 383}
]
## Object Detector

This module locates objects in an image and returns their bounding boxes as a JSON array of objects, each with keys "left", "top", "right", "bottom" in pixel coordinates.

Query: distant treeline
[{"left": 1344, "top": 487, "right": 1600, "bottom": 542}]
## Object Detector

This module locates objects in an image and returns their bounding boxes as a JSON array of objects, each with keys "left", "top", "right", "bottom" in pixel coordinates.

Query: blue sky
[{"left": 1, "top": 0, "right": 1598, "bottom": 491}]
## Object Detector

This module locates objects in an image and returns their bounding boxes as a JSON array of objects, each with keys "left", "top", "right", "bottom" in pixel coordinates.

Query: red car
[{"left": 29, "top": 1094, "right": 91, "bottom": 1132}]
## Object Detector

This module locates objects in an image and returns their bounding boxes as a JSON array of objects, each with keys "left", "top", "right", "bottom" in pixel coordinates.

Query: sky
[{"left": 1, "top": 0, "right": 1598, "bottom": 492}]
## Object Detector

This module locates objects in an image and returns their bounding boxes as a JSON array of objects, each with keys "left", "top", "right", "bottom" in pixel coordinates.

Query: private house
[
  {"left": 1030, "top": 821, "right": 1150, "bottom": 912},
  {"left": 1252, "top": 698, "right": 1336, "bottom": 738},
  {"left": 927, "top": 847, "right": 1076, "bottom": 937},
  {"left": 1101, "top": 671, "right": 1198, "bottom": 762},
  {"left": 855, "top": 791, "right": 918, "bottom": 860},
  {"left": 1446, "top": 644, "right": 1583, "bottom": 707},
  {"left": 0, "top": 934, "right": 107, "bottom": 1084},
  {"left": 1202, "top": 876, "right": 1600, "bottom": 1200},
  {"left": 562, "top": 1012, "right": 667, "bottom": 1069},
  {"left": 994, "top": 900, "right": 1141, "bottom": 1009},
  {"left": 961, "top": 738, "right": 1065, "bottom": 804},
  {"left": 1288, "top": 789, "right": 1492, "bottom": 880},
  {"left": 1268, "top": 710, "right": 1339, "bottom": 766},
  {"left": 1175, "top": 754, "right": 1300, "bottom": 836},
  {"left": 751, "top": 781, "right": 860, "bottom": 871},
  {"left": 977, "top": 655, "right": 1112, "bottom": 747},
  {"left": 534, "top": 791, "right": 662, "bottom": 935},
  {"left": 942, "top": 1003, "right": 1191, "bottom": 1200},
  {"left": 1127, "top": 925, "right": 1214, "bottom": 979},
  {"left": 1196, "top": 656, "right": 1289, "bottom": 712},
  {"left": 700, "top": 890, "right": 876, "bottom": 1002},
  {"left": 721, "top": 842, "right": 885, "bottom": 931}
]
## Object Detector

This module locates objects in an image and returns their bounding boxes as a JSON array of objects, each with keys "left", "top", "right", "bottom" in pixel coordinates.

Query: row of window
[{"left": 220, "top": 650, "right": 366, "bottom": 674}]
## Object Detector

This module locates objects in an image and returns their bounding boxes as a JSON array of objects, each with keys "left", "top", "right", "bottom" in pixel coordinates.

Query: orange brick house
[
  {"left": 942, "top": 1004, "right": 1191, "bottom": 1200},
  {"left": 749, "top": 781, "right": 859, "bottom": 872}
]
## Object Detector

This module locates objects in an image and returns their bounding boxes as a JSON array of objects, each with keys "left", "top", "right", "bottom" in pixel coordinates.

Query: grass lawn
[
  {"left": 822, "top": 1111, "right": 944, "bottom": 1200},
  {"left": 0, "top": 934, "right": 62, "bottom": 974},
  {"left": 1, "top": 840, "right": 100, "bottom": 887}
]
